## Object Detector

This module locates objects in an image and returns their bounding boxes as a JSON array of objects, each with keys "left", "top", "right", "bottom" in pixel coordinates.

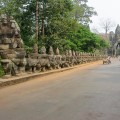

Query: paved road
[{"left": 0, "top": 59, "right": 120, "bottom": 120}]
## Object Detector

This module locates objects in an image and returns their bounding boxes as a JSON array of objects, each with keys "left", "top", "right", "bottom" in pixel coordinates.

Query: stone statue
[
  {"left": 33, "top": 43, "right": 38, "bottom": 53},
  {"left": 0, "top": 14, "right": 26, "bottom": 76},
  {"left": 41, "top": 46, "right": 46, "bottom": 54},
  {"left": 56, "top": 47, "right": 60, "bottom": 55},
  {"left": 38, "top": 46, "right": 50, "bottom": 71},
  {"left": 55, "top": 48, "right": 62, "bottom": 69},
  {"left": 49, "top": 46, "right": 54, "bottom": 55}
]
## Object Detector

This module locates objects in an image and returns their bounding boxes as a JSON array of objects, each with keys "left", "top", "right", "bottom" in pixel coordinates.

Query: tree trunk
[
  {"left": 42, "top": 19, "right": 45, "bottom": 37},
  {"left": 42, "top": 0, "right": 45, "bottom": 37},
  {"left": 34, "top": 0, "right": 39, "bottom": 53},
  {"left": 36, "top": 0, "right": 39, "bottom": 42},
  {"left": 105, "top": 28, "right": 108, "bottom": 40}
]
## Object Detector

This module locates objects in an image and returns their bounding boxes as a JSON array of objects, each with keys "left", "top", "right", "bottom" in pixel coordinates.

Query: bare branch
[
  {"left": 100, "top": 18, "right": 115, "bottom": 32},
  {"left": 99, "top": 18, "right": 116, "bottom": 38}
]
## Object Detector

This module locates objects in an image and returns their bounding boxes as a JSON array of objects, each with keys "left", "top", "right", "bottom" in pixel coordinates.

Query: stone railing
[{"left": 0, "top": 14, "right": 107, "bottom": 77}]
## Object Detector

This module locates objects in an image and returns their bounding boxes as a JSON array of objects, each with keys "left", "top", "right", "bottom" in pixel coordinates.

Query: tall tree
[
  {"left": 99, "top": 18, "right": 115, "bottom": 39},
  {"left": 36, "top": 0, "right": 39, "bottom": 42},
  {"left": 71, "top": 0, "right": 97, "bottom": 25}
]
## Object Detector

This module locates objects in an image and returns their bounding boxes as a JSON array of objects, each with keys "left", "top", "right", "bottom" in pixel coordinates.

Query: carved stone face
[
  {"left": 2, "top": 18, "right": 8, "bottom": 25},
  {"left": 49, "top": 46, "right": 54, "bottom": 55},
  {"left": 1, "top": 14, "right": 8, "bottom": 25},
  {"left": 14, "top": 29, "right": 19, "bottom": 37},
  {"left": 33, "top": 44, "right": 38, "bottom": 53},
  {"left": 11, "top": 22, "right": 16, "bottom": 29},
  {"left": 41, "top": 46, "right": 46, "bottom": 54}
]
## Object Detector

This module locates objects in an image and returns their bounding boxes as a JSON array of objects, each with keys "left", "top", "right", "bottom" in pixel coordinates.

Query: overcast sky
[{"left": 88, "top": 0, "right": 120, "bottom": 33}]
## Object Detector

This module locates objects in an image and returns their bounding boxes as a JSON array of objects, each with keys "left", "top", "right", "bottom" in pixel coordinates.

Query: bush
[{"left": 0, "top": 63, "right": 4, "bottom": 77}]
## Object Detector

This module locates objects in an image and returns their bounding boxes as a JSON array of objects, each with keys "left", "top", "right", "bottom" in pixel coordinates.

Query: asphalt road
[{"left": 0, "top": 58, "right": 120, "bottom": 120}]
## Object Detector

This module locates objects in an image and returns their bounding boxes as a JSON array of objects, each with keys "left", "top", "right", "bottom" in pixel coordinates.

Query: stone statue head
[
  {"left": 72, "top": 51, "right": 75, "bottom": 56},
  {"left": 1, "top": 15, "right": 20, "bottom": 39},
  {"left": 49, "top": 46, "right": 54, "bottom": 55},
  {"left": 65, "top": 50, "right": 69, "bottom": 56},
  {"left": 33, "top": 44, "right": 38, "bottom": 53},
  {"left": 68, "top": 50, "right": 72, "bottom": 56},
  {"left": 56, "top": 47, "right": 60, "bottom": 55},
  {"left": 1, "top": 14, "right": 8, "bottom": 25},
  {"left": 41, "top": 46, "right": 46, "bottom": 54}
]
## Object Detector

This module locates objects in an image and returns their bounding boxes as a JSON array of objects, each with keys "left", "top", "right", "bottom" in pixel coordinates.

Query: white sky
[{"left": 88, "top": 0, "right": 120, "bottom": 33}]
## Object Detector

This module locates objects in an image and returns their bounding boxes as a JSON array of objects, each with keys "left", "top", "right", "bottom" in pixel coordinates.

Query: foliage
[
  {"left": 0, "top": 60, "right": 4, "bottom": 77},
  {"left": 0, "top": 0, "right": 108, "bottom": 54},
  {"left": 66, "top": 24, "right": 109, "bottom": 52},
  {"left": 71, "top": 0, "right": 97, "bottom": 25}
]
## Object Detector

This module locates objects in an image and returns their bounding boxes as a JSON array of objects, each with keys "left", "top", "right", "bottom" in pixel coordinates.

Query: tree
[
  {"left": 99, "top": 18, "right": 115, "bottom": 39},
  {"left": 36, "top": 0, "right": 39, "bottom": 42},
  {"left": 71, "top": 0, "right": 97, "bottom": 26}
]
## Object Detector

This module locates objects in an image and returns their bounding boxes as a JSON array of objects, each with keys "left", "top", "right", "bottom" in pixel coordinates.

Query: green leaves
[
  {"left": 0, "top": 0, "right": 108, "bottom": 54},
  {"left": 71, "top": 0, "right": 97, "bottom": 25},
  {"left": 66, "top": 24, "right": 109, "bottom": 52}
]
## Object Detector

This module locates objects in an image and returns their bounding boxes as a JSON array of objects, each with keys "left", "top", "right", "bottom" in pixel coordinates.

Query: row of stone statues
[
  {"left": 0, "top": 44, "right": 106, "bottom": 77},
  {"left": 0, "top": 14, "right": 107, "bottom": 77}
]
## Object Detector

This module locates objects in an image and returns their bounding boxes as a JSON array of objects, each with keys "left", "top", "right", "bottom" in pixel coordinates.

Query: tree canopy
[{"left": 0, "top": 0, "right": 109, "bottom": 53}]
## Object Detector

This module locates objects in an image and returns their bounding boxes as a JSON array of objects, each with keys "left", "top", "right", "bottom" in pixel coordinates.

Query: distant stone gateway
[{"left": 108, "top": 25, "right": 120, "bottom": 56}]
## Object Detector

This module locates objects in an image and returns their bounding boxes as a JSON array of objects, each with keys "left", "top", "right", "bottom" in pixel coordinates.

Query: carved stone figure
[
  {"left": 38, "top": 47, "right": 50, "bottom": 71},
  {"left": 33, "top": 43, "right": 38, "bottom": 53},
  {"left": 56, "top": 47, "right": 60, "bottom": 55},
  {"left": 48, "top": 46, "right": 57, "bottom": 69},
  {"left": 55, "top": 48, "right": 62, "bottom": 69},
  {"left": 41, "top": 46, "right": 46, "bottom": 54},
  {"left": 49, "top": 46, "right": 54, "bottom": 55},
  {"left": 0, "top": 14, "right": 26, "bottom": 76}
]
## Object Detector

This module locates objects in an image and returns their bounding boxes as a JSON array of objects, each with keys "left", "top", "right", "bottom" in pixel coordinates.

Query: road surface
[{"left": 0, "top": 58, "right": 120, "bottom": 120}]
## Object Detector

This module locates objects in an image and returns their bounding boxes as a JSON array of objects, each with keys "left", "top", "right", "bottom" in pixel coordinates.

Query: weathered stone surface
[
  {"left": 0, "top": 14, "right": 26, "bottom": 76},
  {"left": 7, "top": 54, "right": 16, "bottom": 59},
  {"left": 0, "top": 44, "right": 9, "bottom": 50},
  {"left": 1, "top": 59, "right": 11, "bottom": 63},
  {"left": 0, "top": 39, "right": 2, "bottom": 44},
  {"left": 2, "top": 38, "right": 13, "bottom": 44},
  {"left": 33, "top": 44, "right": 38, "bottom": 53},
  {"left": 41, "top": 46, "right": 46, "bottom": 54},
  {"left": 49, "top": 46, "right": 54, "bottom": 55},
  {"left": 16, "top": 51, "right": 26, "bottom": 59},
  {"left": 56, "top": 48, "right": 60, "bottom": 55}
]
